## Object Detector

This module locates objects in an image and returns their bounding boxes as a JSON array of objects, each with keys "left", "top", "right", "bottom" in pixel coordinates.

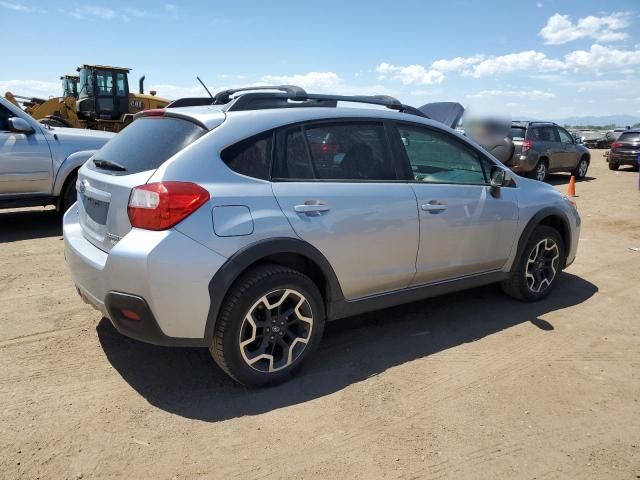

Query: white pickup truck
[{"left": 0, "top": 96, "right": 114, "bottom": 212}]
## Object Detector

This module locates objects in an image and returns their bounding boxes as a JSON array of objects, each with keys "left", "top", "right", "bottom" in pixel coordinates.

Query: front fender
[{"left": 52, "top": 150, "right": 97, "bottom": 196}]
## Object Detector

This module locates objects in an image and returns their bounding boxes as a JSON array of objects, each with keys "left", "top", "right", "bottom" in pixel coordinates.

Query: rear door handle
[
  {"left": 294, "top": 202, "right": 330, "bottom": 214},
  {"left": 421, "top": 201, "right": 447, "bottom": 213}
]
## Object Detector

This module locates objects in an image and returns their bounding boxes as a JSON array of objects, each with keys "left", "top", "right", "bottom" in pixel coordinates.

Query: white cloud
[
  {"left": 0, "top": 79, "right": 60, "bottom": 99},
  {"left": 0, "top": 1, "right": 41, "bottom": 12},
  {"left": 375, "top": 63, "right": 445, "bottom": 85},
  {"left": 539, "top": 12, "right": 631, "bottom": 45},
  {"left": 379, "top": 44, "right": 640, "bottom": 83},
  {"left": 467, "top": 89, "right": 555, "bottom": 99},
  {"left": 64, "top": 5, "right": 150, "bottom": 22},
  {"left": 259, "top": 71, "right": 394, "bottom": 96},
  {"left": 536, "top": 2, "right": 543, "bottom": 8},
  {"left": 469, "top": 50, "right": 565, "bottom": 77},
  {"left": 564, "top": 44, "right": 640, "bottom": 72}
]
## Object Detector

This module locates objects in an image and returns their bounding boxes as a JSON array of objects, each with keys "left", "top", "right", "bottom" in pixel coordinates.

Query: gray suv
[
  {"left": 505, "top": 121, "right": 591, "bottom": 182},
  {"left": 63, "top": 86, "right": 580, "bottom": 386}
]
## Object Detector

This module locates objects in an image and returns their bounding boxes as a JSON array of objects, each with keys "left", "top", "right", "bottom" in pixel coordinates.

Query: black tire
[
  {"left": 210, "top": 264, "right": 325, "bottom": 386},
  {"left": 529, "top": 160, "right": 548, "bottom": 182},
  {"left": 572, "top": 157, "right": 589, "bottom": 180},
  {"left": 608, "top": 161, "right": 620, "bottom": 171},
  {"left": 61, "top": 173, "right": 78, "bottom": 212},
  {"left": 501, "top": 226, "right": 564, "bottom": 302}
]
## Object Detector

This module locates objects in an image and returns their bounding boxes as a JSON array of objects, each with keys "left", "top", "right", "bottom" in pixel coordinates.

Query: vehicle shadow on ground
[
  {"left": 98, "top": 272, "right": 597, "bottom": 422},
  {"left": 546, "top": 174, "right": 596, "bottom": 187},
  {"left": 0, "top": 209, "right": 62, "bottom": 242}
]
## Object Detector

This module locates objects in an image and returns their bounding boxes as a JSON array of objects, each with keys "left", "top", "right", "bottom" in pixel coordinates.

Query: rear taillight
[
  {"left": 522, "top": 139, "right": 533, "bottom": 153},
  {"left": 610, "top": 142, "right": 622, "bottom": 149},
  {"left": 128, "top": 182, "right": 210, "bottom": 231}
]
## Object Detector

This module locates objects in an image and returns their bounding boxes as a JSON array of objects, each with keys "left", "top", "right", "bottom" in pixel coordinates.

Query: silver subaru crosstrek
[{"left": 64, "top": 86, "right": 580, "bottom": 386}]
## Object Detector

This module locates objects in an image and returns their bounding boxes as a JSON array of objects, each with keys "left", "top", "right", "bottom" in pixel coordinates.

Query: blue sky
[{"left": 2, "top": 0, "right": 639, "bottom": 118}]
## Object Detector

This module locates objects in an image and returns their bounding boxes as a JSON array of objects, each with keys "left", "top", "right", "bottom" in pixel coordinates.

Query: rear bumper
[
  {"left": 506, "top": 153, "right": 538, "bottom": 174},
  {"left": 609, "top": 151, "right": 640, "bottom": 166},
  {"left": 63, "top": 204, "right": 227, "bottom": 346}
]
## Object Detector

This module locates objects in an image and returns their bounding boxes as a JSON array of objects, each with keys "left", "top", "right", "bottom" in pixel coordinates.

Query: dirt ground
[{"left": 1, "top": 150, "right": 639, "bottom": 479}]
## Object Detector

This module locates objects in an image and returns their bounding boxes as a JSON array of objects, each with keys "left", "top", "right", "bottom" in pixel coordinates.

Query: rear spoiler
[{"left": 418, "top": 102, "right": 465, "bottom": 129}]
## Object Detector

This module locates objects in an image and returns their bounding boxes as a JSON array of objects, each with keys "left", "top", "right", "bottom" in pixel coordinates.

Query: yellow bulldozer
[{"left": 4, "top": 65, "right": 169, "bottom": 132}]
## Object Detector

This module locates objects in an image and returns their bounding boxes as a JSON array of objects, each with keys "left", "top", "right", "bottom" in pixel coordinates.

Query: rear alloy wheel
[
  {"left": 210, "top": 264, "right": 325, "bottom": 386},
  {"left": 531, "top": 161, "right": 548, "bottom": 182},
  {"left": 573, "top": 158, "right": 589, "bottom": 179},
  {"left": 501, "top": 225, "right": 564, "bottom": 302}
]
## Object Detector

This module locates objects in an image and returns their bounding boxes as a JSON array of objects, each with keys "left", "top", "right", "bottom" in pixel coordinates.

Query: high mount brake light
[
  {"left": 522, "top": 139, "right": 533, "bottom": 153},
  {"left": 141, "top": 109, "right": 166, "bottom": 117},
  {"left": 128, "top": 182, "right": 210, "bottom": 230}
]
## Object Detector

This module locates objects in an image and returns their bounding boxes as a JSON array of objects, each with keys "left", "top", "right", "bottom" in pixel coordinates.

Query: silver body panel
[
  {"left": 64, "top": 103, "right": 581, "bottom": 342},
  {"left": 0, "top": 97, "right": 113, "bottom": 199}
]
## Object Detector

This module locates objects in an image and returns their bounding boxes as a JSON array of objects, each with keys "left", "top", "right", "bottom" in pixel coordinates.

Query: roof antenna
[{"left": 196, "top": 76, "right": 214, "bottom": 104}]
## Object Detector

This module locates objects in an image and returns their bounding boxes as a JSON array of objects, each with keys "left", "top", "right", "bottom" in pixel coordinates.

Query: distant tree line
[{"left": 564, "top": 123, "right": 640, "bottom": 130}]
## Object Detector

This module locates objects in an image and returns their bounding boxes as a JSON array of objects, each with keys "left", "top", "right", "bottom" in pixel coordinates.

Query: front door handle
[
  {"left": 294, "top": 202, "right": 330, "bottom": 215},
  {"left": 421, "top": 201, "right": 447, "bottom": 213}
]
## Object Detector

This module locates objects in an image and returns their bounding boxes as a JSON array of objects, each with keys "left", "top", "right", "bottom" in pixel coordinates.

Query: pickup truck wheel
[
  {"left": 501, "top": 226, "right": 564, "bottom": 302},
  {"left": 210, "top": 264, "right": 325, "bottom": 386},
  {"left": 61, "top": 174, "right": 78, "bottom": 212}
]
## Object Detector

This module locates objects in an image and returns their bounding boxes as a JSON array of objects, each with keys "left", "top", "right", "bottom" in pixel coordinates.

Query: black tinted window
[
  {"left": 300, "top": 123, "right": 395, "bottom": 181},
  {"left": 274, "top": 128, "right": 315, "bottom": 180},
  {"left": 0, "top": 105, "right": 15, "bottom": 131},
  {"left": 398, "top": 125, "right": 487, "bottom": 185},
  {"left": 510, "top": 126, "right": 526, "bottom": 139},
  {"left": 91, "top": 117, "right": 206, "bottom": 174},
  {"left": 221, "top": 131, "right": 272, "bottom": 180},
  {"left": 530, "top": 126, "right": 560, "bottom": 142},
  {"left": 619, "top": 132, "right": 640, "bottom": 142}
]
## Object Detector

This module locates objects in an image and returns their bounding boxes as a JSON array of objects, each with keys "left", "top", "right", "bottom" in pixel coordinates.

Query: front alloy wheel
[
  {"left": 525, "top": 238, "right": 560, "bottom": 294},
  {"left": 239, "top": 289, "right": 313, "bottom": 373}
]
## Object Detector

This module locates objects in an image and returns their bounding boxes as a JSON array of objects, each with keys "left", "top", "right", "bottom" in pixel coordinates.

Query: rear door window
[
  {"left": 90, "top": 117, "right": 206, "bottom": 175},
  {"left": 274, "top": 122, "right": 397, "bottom": 181}
]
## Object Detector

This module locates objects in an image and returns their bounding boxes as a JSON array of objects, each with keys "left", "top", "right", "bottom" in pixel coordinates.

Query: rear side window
[
  {"left": 91, "top": 117, "right": 206, "bottom": 174},
  {"left": 619, "top": 132, "right": 640, "bottom": 142},
  {"left": 221, "top": 131, "right": 273, "bottom": 180},
  {"left": 510, "top": 126, "right": 526, "bottom": 139},
  {"left": 529, "top": 126, "right": 560, "bottom": 142},
  {"left": 275, "top": 122, "right": 396, "bottom": 181}
]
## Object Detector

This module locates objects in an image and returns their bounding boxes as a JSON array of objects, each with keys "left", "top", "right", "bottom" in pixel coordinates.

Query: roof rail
[{"left": 166, "top": 84, "right": 427, "bottom": 118}]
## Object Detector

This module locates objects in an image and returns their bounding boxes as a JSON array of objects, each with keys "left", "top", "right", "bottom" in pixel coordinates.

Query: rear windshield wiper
[{"left": 93, "top": 158, "right": 127, "bottom": 172}]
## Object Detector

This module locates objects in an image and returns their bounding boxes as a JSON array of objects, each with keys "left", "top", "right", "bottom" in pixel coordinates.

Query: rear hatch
[
  {"left": 76, "top": 115, "right": 210, "bottom": 252},
  {"left": 613, "top": 131, "right": 640, "bottom": 156}
]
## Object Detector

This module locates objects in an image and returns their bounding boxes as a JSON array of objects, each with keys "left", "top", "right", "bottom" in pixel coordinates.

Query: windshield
[{"left": 78, "top": 69, "right": 92, "bottom": 98}]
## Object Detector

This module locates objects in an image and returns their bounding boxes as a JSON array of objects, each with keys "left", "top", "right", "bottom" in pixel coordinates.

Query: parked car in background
[
  {"left": 612, "top": 127, "right": 631, "bottom": 141},
  {"left": 0, "top": 96, "right": 114, "bottom": 212},
  {"left": 608, "top": 130, "right": 640, "bottom": 171},
  {"left": 582, "top": 130, "right": 615, "bottom": 149},
  {"left": 64, "top": 86, "right": 581, "bottom": 386},
  {"left": 498, "top": 121, "right": 590, "bottom": 182}
]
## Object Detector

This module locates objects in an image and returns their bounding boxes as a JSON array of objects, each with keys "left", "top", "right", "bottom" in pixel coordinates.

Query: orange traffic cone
[{"left": 567, "top": 175, "right": 577, "bottom": 197}]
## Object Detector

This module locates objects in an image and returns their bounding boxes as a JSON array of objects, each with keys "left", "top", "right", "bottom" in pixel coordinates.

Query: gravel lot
[{"left": 1, "top": 150, "right": 639, "bottom": 479}]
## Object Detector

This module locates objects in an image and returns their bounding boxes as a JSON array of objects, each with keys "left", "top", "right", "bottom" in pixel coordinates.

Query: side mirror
[
  {"left": 489, "top": 166, "right": 509, "bottom": 197},
  {"left": 575, "top": 137, "right": 583, "bottom": 144},
  {"left": 8, "top": 117, "right": 34, "bottom": 134}
]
